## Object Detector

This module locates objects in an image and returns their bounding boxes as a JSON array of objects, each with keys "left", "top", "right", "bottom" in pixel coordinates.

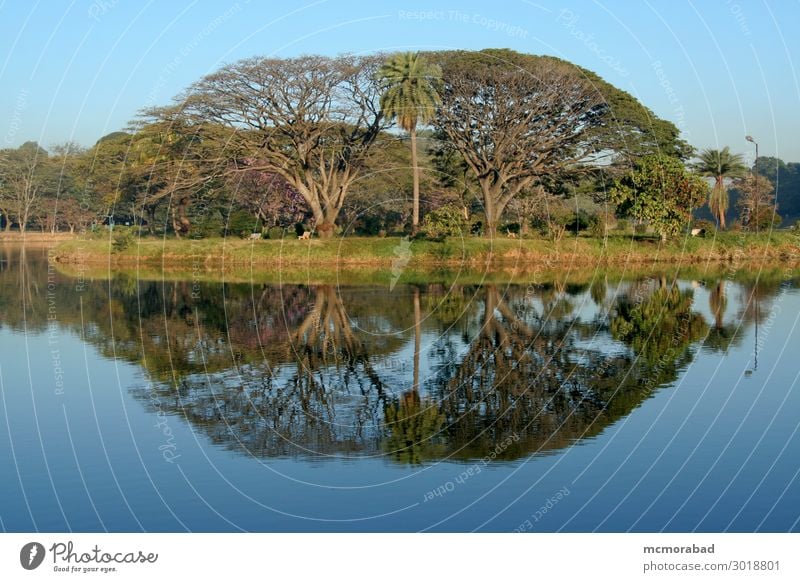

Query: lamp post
[
  {"left": 745, "top": 136, "right": 760, "bottom": 373},
  {"left": 745, "top": 135, "right": 759, "bottom": 233}
]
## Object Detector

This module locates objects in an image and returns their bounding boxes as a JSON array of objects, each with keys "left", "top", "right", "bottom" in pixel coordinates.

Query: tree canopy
[{"left": 610, "top": 154, "right": 709, "bottom": 240}]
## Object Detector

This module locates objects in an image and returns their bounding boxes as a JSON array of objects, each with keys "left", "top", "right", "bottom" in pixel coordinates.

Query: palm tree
[
  {"left": 379, "top": 52, "right": 441, "bottom": 234},
  {"left": 694, "top": 147, "right": 747, "bottom": 229}
]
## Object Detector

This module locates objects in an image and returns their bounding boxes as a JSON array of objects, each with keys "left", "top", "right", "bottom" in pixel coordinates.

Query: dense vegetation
[{"left": 0, "top": 49, "right": 794, "bottom": 242}]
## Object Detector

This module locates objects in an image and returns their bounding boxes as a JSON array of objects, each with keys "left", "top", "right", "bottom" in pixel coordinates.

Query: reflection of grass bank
[{"left": 53, "top": 231, "right": 800, "bottom": 270}]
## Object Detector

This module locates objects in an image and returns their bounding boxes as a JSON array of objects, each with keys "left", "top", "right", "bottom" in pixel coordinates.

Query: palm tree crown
[
  {"left": 694, "top": 147, "right": 747, "bottom": 229},
  {"left": 379, "top": 52, "right": 441, "bottom": 132}
]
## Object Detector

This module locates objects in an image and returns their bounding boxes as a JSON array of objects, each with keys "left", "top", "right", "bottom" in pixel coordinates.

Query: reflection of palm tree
[
  {"left": 413, "top": 286, "right": 421, "bottom": 391},
  {"left": 590, "top": 276, "right": 607, "bottom": 307},
  {"left": 709, "top": 280, "right": 727, "bottom": 329},
  {"left": 383, "top": 390, "right": 446, "bottom": 464}
]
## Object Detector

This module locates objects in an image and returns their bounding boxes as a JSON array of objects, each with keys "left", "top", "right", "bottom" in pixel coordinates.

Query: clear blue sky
[{"left": 2, "top": 0, "right": 798, "bottom": 162}]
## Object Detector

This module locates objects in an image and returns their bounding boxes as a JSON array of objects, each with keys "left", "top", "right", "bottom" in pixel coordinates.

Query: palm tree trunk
[
  {"left": 714, "top": 177, "right": 726, "bottom": 230},
  {"left": 410, "top": 128, "right": 420, "bottom": 234}
]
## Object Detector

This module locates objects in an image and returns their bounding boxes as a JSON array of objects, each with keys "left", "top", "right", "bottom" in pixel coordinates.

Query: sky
[{"left": 1, "top": 0, "right": 799, "bottom": 163}]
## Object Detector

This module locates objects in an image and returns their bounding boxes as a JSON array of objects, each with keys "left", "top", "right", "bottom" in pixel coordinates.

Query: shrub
[
  {"left": 565, "top": 209, "right": 597, "bottom": 233},
  {"left": 267, "top": 226, "right": 285, "bottom": 240},
  {"left": 693, "top": 219, "right": 716, "bottom": 233},
  {"left": 420, "top": 204, "right": 467, "bottom": 241},
  {"left": 192, "top": 210, "right": 225, "bottom": 238},
  {"left": 111, "top": 229, "right": 134, "bottom": 252},
  {"left": 590, "top": 213, "right": 614, "bottom": 238},
  {"left": 225, "top": 210, "right": 259, "bottom": 238}
]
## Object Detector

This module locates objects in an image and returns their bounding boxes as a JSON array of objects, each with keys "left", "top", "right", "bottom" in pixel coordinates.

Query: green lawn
[{"left": 52, "top": 230, "right": 800, "bottom": 273}]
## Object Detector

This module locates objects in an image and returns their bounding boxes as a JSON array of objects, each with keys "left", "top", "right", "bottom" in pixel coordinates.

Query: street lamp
[
  {"left": 745, "top": 136, "right": 760, "bottom": 373},
  {"left": 745, "top": 135, "right": 759, "bottom": 234}
]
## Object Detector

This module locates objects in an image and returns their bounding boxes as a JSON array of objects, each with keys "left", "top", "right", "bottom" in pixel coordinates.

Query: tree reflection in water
[{"left": 2, "top": 246, "right": 794, "bottom": 464}]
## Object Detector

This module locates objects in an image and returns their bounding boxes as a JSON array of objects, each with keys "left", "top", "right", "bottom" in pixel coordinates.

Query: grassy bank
[
  {"left": 53, "top": 231, "right": 800, "bottom": 271},
  {"left": 1, "top": 232, "right": 76, "bottom": 244},
  {"left": 53, "top": 259, "right": 800, "bottom": 287}
]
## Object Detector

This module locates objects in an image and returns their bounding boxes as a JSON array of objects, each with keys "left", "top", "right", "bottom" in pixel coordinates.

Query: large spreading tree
[
  {"left": 166, "top": 54, "right": 388, "bottom": 238},
  {"left": 432, "top": 50, "right": 607, "bottom": 237}
]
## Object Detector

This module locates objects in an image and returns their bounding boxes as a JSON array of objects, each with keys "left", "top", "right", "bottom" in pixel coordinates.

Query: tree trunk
[
  {"left": 172, "top": 197, "right": 191, "bottom": 237},
  {"left": 146, "top": 206, "right": 157, "bottom": 235},
  {"left": 484, "top": 199, "right": 498, "bottom": 238},
  {"left": 316, "top": 221, "right": 335, "bottom": 239},
  {"left": 480, "top": 181, "right": 509, "bottom": 239},
  {"left": 410, "top": 129, "right": 420, "bottom": 235}
]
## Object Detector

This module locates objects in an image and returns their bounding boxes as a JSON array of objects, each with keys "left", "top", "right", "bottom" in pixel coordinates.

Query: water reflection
[{"left": 2, "top": 245, "right": 794, "bottom": 465}]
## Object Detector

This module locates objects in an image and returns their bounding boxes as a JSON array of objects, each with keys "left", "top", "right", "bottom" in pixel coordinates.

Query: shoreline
[{"left": 49, "top": 233, "right": 800, "bottom": 269}]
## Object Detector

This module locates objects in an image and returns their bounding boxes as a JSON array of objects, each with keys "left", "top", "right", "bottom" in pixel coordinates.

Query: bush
[
  {"left": 420, "top": 204, "right": 468, "bottom": 241},
  {"left": 565, "top": 209, "right": 597, "bottom": 234},
  {"left": 693, "top": 219, "right": 716, "bottom": 233},
  {"left": 470, "top": 219, "right": 484, "bottom": 237},
  {"left": 111, "top": 229, "right": 134, "bottom": 252},
  {"left": 590, "top": 213, "right": 614, "bottom": 238},
  {"left": 225, "top": 210, "right": 260, "bottom": 238},
  {"left": 192, "top": 210, "right": 225, "bottom": 239},
  {"left": 267, "top": 226, "right": 285, "bottom": 240}
]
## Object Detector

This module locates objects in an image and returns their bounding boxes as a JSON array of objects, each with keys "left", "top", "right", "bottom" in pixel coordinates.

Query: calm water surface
[{"left": 1, "top": 246, "right": 798, "bottom": 532}]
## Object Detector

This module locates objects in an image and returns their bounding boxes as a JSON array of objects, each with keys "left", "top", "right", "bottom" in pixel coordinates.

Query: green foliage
[
  {"left": 692, "top": 218, "right": 716, "bottom": 232},
  {"left": 383, "top": 396, "right": 446, "bottom": 464},
  {"left": 733, "top": 173, "right": 781, "bottom": 231},
  {"left": 192, "top": 208, "right": 225, "bottom": 239},
  {"left": 266, "top": 226, "right": 285, "bottom": 240},
  {"left": 693, "top": 147, "right": 747, "bottom": 229},
  {"left": 566, "top": 208, "right": 598, "bottom": 233},
  {"left": 611, "top": 284, "right": 708, "bottom": 374},
  {"left": 111, "top": 229, "right": 135, "bottom": 252},
  {"left": 610, "top": 154, "right": 709, "bottom": 241},
  {"left": 754, "top": 156, "right": 800, "bottom": 224},
  {"left": 379, "top": 52, "right": 441, "bottom": 133},
  {"left": 590, "top": 211, "right": 614, "bottom": 238},
  {"left": 225, "top": 210, "right": 260, "bottom": 238},
  {"left": 419, "top": 204, "right": 467, "bottom": 240}
]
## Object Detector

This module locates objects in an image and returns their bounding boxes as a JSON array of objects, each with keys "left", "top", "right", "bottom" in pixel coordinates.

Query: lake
[{"left": 0, "top": 245, "right": 798, "bottom": 532}]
